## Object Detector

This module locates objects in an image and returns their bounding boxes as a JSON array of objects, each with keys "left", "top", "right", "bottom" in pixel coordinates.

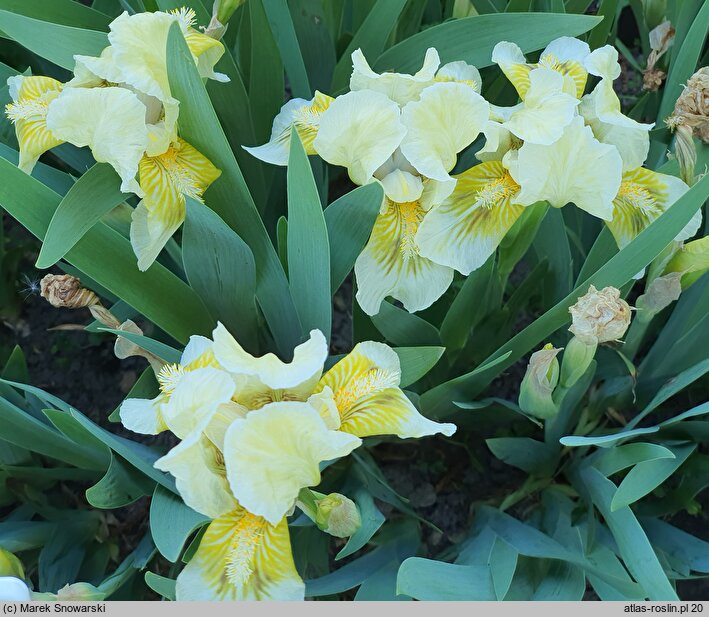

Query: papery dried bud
[
  {"left": 643, "top": 68, "right": 666, "bottom": 91},
  {"left": 636, "top": 272, "right": 682, "bottom": 315},
  {"left": 643, "top": 20, "right": 674, "bottom": 91},
  {"left": 314, "top": 493, "right": 361, "bottom": 538},
  {"left": 40, "top": 274, "right": 98, "bottom": 309},
  {"left": 519, "top": 344, "right": 561, "bottom": 420},
  {"left": 568, "top": 285, "right": 632, "bottom": 345},
  {"left": 667, "top": 67, "right": 709, "bottom": 144},
  {"left": 114, "top": 320, "right": 164, "bottom": 373}
]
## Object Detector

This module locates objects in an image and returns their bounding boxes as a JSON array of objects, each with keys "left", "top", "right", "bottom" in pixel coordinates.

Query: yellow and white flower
[
  {"left": 399, "top": 82, "right": 489, "bottom": 183},
  {"left": 131, "top": 138, "right": 221, "bottom": 270},
  {"left": 46, "top": 86, "right": 150, "bottom": 195},
  {"left": 223, "top": 401, "right": 361, "bottom": 524},
  {"left": 176, "top": 506, "right": 304, "bottom": 601},
  {"left": 354, "top": 179, "right": 455, "bottom": 315},
  {"left": 508, "top": 116, "right": 623, "bottom": 221},
  {"left": 350, "top": 47, "right": 440, "bottom": 105},
  {"left": 119, "top": 335, "right": 218, "bottom": 435},
  {"left": 213, "top": 324, "right": 329, "bottom": 409},
  {"left": 315, "top": 341, "right": 457, "bottom": 439},
  {"left": 313, "top": 89, "right": 407, "bottom": 186},
  {"left": 607, "top": 167, "right": 700, "bottom": 249},
  {"left": 501, "top": 67, "right": 579, "bottom": 145},
  {"left": 579, "top": 46, "right": 653, "bottom": 171},
  {"left": 244, "top": 91, "right": 333, "bottom": 165},
  {"left": 492, "top": 36, "right": 591, "bottom": 100},
  {"left": 4, "top": 75, "right": 64, "bottom": 173},
  {"left": 417, "top": 160, "right": 525, "bottom": 275},
  {"left": 477, "top": 104, "right": 522, "bottom": 163}
]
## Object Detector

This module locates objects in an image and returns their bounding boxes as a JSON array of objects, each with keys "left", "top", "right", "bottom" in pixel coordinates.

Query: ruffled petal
[
  {"left": 435, "top": 61, "right": 482, "bottom": 92},
  {"left": 354, "top": 193, "right": 454, "bottom": 315},
  {"left": 492, "top": 37, "right": 590, "bottom": 99},
  {"left": 154, "top": 432, "right": 236, "bottom": 519},
  {"left": 503, "top": 67, "right": 578, "bottom": 145},
  {"left": 400, "top": 82, "right": 489, "bottom": 182},
  {"left": 491, "top": 41, "right": 532, "bottom": 98},
  {"left": 317, "top": 341, "right": 456, "bottom": 438},
  {"left": 579, "top": 79, "right": 652, "bottom": 172},
  {"left": 223, "top": 402, "right": 361, "bottom": 524},
  {"left": 313, "top": 90, "right": 406, "bottom": 185},
  {"left": 417, "top": 160, "right": 524, "bottom": 274},
  {"left": 132, "top": 138, "right": 221, "bottom": 270},
  {"left": 119, "top": 394, "right": 168, "bottom": 435},
  {"left": 244, "top": 91, "right": 333, "bottom": 165},
  {"left": 349, "top": 47, "right": 439, "bottom": 105},
  {"left": 175, "top": 508, "right": 304, "bottom": 601},
  {"left": 213, "top": 323, "right": 327, "bottom": 392},
  {"left": 160, "top": 367, "right": 237, "bottom": 440},
  {"left": 5, "top": 76, "right": 64, "bottom": 173},
  {"left": 379, "top": 169, "right": 424, "bottom": 203},
  {"left": 509, "top": 116, "right": 622, "bottom": 220},
  {"left": 608, "top": 167, "right": 690, "bottom": 249},
  {"left": 45, "top": 86, "right": 149, "bottom": 195},
  {"left": 181, "top": 335, "right": 218, "bottom": 367}
]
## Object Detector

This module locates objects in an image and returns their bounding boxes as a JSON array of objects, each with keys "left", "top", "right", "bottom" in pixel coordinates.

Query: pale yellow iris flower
[
  {"left": 5, "top": 8, "right": 226, "bottom": 271},
  {"left": 4, "top": 76, "right": 63, "bottom": 173},
  {"left": 118, "top": 323, "right": 454, "bottom": 600},
  {"left": 491, "top": 36, "right": 591, "bottom": 100}
]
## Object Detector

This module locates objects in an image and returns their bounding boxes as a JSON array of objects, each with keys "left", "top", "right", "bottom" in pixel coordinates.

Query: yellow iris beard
[
  {"left": 474, "top": 172, "right": 519, "bottom": 211},
  {"left": 225, "top": 512, "right": 266, "bottom": 586},
  {"left": 5, "top": 99, "right": 50, "bottom": 123},
  {"left": 141, "top": 144, "right": 205, "bottom": 202},
  {"left": 616, "top": 181, "right": 662, "bottom": 217},
  {"left": 333, "top": 366, "right": 398, "bottom": 419},
  {"left": 396, "top": 200, "right": 426, "bottom": 258}
]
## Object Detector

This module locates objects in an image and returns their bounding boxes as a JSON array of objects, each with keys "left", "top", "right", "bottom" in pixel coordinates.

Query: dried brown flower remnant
[
  {"left": 643, "top": 20, "right": 674, "bottom": 92},
  {"left": 39, "top": 274, "right": 162, "bottom": 369},
  {"left": 40, "top": 273, "right": 99, "bottom": 310},
  {"left": 667, "top": 67, "right": 709, "bottom": 143},
  {"left": 568, "top": 285, "right": 632, "bottom": 345}
]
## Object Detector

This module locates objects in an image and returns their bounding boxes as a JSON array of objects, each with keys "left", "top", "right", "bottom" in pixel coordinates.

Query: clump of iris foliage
[{"left": 0, "top": 0, "right": 708, "bottom": 603}]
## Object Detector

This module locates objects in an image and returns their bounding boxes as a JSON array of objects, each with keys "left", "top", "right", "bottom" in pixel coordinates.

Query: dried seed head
[
  {"left": 568, "top": 285, "right": 632, "bottom": 345},
  {"left": 667, "top": 67, "right": 709, "bottom": 143}
]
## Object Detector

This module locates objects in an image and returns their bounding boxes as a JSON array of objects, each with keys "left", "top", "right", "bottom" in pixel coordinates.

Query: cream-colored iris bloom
[
  {"left": 608, "top": 167, "right": 700, "bottom": 249},
  {"left": 492, "top": 36, "right": 591, "bottom": 100},
  {"left": 350, "top": 47, "right": 440, "bottom": 105},
  {"left": 213, "top": 324, "right": 329, "bottom": 409},
  {"left": 579, "top": 46, "right": 653, "bottom": 172},
  {"left": 119, "top": 335, "right": 217, "bottom": 435},
  {"left": 76, "top": 8, "right": 226, "bottom": 154},
  {"left": 501, "top": 67, "right": 579, "bottom": 145},
  {"left": 4, "top": 76, "right": 64, "bottom": 173},
  {"left": 315, "top": 341, "right": 456, "bottom": 439},
  {"left": 223, "top": 401, "right": 361, "bottom": 525},
  {"left": 399, "top": 82, "right": 489, "bottom": 183},
  {"left": 244, "top": 91, "right": 333, "bottom": 165},
  {"left": 354, "top": 179, "right": 455, "bottom": 315},
  {"left": 45, "top": 86, "right": 149, "bottom": 195},
  {"left": 509, "top": 116, "right": 623, "bottom": 221},
  {"left": 313, "top": 89, "right": 407, "bottom": 186},
  {"left": 131, "top": 138, "right": 221, "bottom": 271},
  {"left": 477, "top": 104, "right": 522, "bottom": 163},
  {"left": 417, "top": 160, "right": 525, "bottom": 275},
  {"left": 176, "top": 506, "right": 304, "bottom": 601}
]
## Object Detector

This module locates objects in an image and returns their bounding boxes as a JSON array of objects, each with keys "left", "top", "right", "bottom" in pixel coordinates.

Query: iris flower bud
[
  {"left": 314, "top": 493, "right": 361, "bottom": 539},
  {"left": 519, "top": 344, "right": 562, "bottom": 420}
]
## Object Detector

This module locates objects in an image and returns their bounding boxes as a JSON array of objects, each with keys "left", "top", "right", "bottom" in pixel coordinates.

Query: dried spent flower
[
  {"left": 667, "top": 67, "right": 709, "bottom": 143},
  {"left": 643, "top": 20, "right": 674, "bottom": 92},
  {"left": 568, "top": 285, "right": 632, "bottom": 345}
]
